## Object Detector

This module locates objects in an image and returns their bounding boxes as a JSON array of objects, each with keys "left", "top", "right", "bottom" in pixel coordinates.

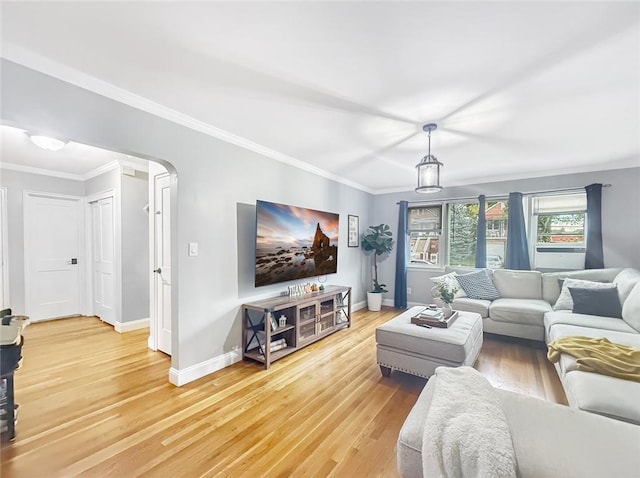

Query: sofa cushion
[
  {"left": 456, "top": 269, "right": 501, "bottom": 300},
  {"left": 452, "top": 297, "right": 491, "bottom": 318},
  {"left": 493, "top": 269, "right": 542, "bottom": 300},
  {"left": 542, "top": 268, "right": 622, "bottom": 305},
  {"left": 546, "top": 324, "right": 640, "bottom": 348},
  {"left": 544, "top": 311, "right": 637, "bottom": 335},
  {"left": 489, "top": 299, "right": 552, "bottom": 326},
  {"left": 562, "top": 370, "right": 640, "bottom": 425},
  {"left": 569, "top": 287, "right": 622, "bottom": 319},
  {"left": 613, "top": 268, "right": 640, "bottom": 304},
  {"left": 622, "top": 282, "right": 640, "bottom": 332},
  {"left": 553, "top": 278, "right": 616, "bottom": 311}
]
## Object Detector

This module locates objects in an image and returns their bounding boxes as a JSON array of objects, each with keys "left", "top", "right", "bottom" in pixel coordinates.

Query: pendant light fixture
[{"left": 415, "top": 123, "right": 443, "bottom": 193}]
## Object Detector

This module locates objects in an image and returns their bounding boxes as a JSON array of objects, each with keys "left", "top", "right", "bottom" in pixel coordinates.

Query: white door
[
  {"left": 0, "top": 188, "right": 8, "bottom": 310},
  {"left": 25, "top": 193, "right": 82, "bottom": 321},
  {"left": 91, "top": 197, "right": 115, "bottom": 325},
  {"left": 154, "top": 173, "right": 172, "bottom": 355}
]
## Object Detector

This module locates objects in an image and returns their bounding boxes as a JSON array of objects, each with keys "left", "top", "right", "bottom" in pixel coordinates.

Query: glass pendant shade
[
  {"left": 415, "top": 123, "right": 443, "bottom": 193},
  {"left": 415, "top": 155, "right": 443, "bottom": 193}
]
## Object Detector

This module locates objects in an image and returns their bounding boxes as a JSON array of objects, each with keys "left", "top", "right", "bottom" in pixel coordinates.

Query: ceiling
[
  {"left": 1, "top": 2, "right": 639, "bottom": 193},
  {"left": 0, "top": 125, "right": 146, "bottom": 180}
]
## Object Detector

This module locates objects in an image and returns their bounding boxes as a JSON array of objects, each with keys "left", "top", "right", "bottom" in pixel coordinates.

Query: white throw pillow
[
  {"left": 553, "top": 278, "right": 616, "bottom": 311},
  {"left": 431, "top": 272, "right": 459, "bottom": 290},
  {"left": 622, "top": 283, "right": 640, "bottom": 332}
]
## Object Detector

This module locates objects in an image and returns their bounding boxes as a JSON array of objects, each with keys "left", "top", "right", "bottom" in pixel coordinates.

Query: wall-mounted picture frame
[{"left": 348, "top": 215, "right": 359, "bottom": 247}]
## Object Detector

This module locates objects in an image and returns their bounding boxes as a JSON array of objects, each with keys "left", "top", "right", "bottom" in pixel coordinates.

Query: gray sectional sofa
[
  {"left": 398, "top": 367, "right": 640, "bottom": 478},
  {"left": 430, "top": 266, "right": 640, "bottom": 424}
]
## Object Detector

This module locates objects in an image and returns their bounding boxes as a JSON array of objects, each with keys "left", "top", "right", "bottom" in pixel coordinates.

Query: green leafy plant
[
  {"left": 438, "top": 284, "right": 458, "bottom": 305},
  {"left": 361, "top": 224, "right": 394, "bottom": 293}
]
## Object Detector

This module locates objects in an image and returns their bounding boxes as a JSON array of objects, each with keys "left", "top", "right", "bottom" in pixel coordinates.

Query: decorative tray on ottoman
[{"left": 410, "top": 309, "right": 459, "bottom": 328}]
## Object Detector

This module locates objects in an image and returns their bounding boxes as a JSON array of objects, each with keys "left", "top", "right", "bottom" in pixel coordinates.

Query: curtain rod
[{"left": 396, "top": 184, "right": 612, "bottom": 205}]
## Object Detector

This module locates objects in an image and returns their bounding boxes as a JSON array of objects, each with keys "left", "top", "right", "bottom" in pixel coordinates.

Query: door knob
[
  {"left": 68, "top": 258, "right": 78, "bottom": 265},
  {"left": 153, "top": 268, "right": 162, "bottom": 274}
]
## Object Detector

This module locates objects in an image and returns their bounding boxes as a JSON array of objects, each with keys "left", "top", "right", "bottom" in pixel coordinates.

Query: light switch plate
[{"left": 188, "top": 242, "right": 198, "bottom": 256}]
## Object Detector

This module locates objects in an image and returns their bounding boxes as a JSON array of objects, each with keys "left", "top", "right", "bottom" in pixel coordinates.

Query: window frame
[{"left": 407, "top": 204, "right": 445, "bottom": 269}]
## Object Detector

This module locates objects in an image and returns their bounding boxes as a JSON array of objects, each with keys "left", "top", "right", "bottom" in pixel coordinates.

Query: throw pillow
[
  {"left": 553, "top": 278, "right": 616, "bottom": 311},
  {"left": 569, "top": 287, "right": 622, "bottom": 318},
  {"left": 622, "top": 283, "right": 640, "bottom": 332},
  {"left": 456, "top": 269, "right": 501, "bottom": 301},
  {"left": 431, "top": 272, "right": 459, "bottom": 291}
]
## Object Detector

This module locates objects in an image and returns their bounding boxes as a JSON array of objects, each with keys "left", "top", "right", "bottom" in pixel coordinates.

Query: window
[
  {"left": 447, "top": 202, "right": 478, "bottom": 267},
  {"left": 408, "top": 206, "right": 441, "bottom": 266},
  {"left": 533, "top": 193, "right": 586, "bottom": 245},
  {"left": 445, "top": 200, "right": 508, "bottom": 268},
  {"left": 485, "top": 200, "right": 508, "bottom": 269},
  {"left": 531, "top": 192, "right": 587, "bottom": 270},
  {"left": 405, "top": 191, "right": 586, "bottom": 271}
]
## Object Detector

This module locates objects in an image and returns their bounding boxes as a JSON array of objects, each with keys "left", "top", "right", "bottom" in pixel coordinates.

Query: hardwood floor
[{"left": 1, "top": 307, "right": 566, "bottom": 477}]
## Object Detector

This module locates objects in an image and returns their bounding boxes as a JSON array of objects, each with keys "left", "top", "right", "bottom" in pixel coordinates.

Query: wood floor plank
[{"left": 1, "top": 308, "right": 566, "bottom": 477}]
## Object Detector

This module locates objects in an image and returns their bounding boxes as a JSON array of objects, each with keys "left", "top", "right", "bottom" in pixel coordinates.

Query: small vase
[{"left": 442, "top": 303, "right": 453, "bottom": 319}]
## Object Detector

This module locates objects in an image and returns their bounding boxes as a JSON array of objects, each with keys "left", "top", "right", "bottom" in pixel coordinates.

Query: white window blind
[{"left": 533, "top": 192, "right": 586, "bottom": 214}]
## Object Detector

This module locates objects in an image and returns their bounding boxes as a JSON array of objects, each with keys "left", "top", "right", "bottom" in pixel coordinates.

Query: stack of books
[{"left": 411, "top": 308, "right": 458, "bottom": 328}]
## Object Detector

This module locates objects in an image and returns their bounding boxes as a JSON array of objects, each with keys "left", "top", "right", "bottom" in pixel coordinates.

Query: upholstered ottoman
[{"left": 376, "top": 306, "right": 483, "bottom": 378}]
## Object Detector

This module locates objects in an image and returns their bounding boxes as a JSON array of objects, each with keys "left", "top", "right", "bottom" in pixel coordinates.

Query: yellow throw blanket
[{"left": 548, "top": 336, "right": 640, "bottom": 383}]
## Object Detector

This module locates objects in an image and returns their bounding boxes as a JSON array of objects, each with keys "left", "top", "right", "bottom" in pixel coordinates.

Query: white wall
[
  {"left": 372, "top": 167, "right": 640, "bottom": 305},
  {"left": 0, "top": 169, "right": 85, "bottom": 313},
  {"left": 1, "top": 60, "right": 372, "bottom": 377}
]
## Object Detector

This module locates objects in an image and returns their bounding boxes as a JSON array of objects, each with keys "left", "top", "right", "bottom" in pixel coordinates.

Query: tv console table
[{"left": 242, "top": 285, "right": 351, "bottom": 369}]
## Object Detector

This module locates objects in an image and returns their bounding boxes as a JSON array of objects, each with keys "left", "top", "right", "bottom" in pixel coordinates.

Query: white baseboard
[
  {"left": 352, "top": 300, "right": 367, "bottom": 311},
  {"left": 169, "top": 348, "right": 242, "bottom": 387},
  {"left": 381, "top": 299, "right": 425, "bottom": 308},
  {"left": 114, "top": 317, "right": 150, "bottom": 333}
]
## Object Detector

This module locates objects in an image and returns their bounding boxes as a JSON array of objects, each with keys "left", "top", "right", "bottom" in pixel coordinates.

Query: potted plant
[
  {"left": 361, "top": 224, "right": 394, "bottom": 311},
  {"left": 437, "top": 284, "right": 458, "bottom": 318}
]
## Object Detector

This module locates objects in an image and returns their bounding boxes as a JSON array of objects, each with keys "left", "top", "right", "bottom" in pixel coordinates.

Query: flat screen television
[{"left": 255, "top": 200, "right": 339, "bottom": 287}]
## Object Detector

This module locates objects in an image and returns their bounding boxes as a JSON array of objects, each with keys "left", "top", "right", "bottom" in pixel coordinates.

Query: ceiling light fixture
[
  {"left": 27, "top": 133, "right": 67, "bottom": 152},
  {"left": 415, "top": 123, "right": 443, "bottom": 193}
]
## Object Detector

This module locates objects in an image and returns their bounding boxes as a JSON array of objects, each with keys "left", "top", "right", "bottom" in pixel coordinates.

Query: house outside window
[
  {"left": 485, "top": 200, "right": 508, "bottom": 269},
  {"left": 408, "top": 205, "right": 442, "bottom": 266}
]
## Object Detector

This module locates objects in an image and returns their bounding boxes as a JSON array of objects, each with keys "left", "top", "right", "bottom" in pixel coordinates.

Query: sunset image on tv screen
[{"left": 255, "top": 201, "right": 339, "bottom": 287}]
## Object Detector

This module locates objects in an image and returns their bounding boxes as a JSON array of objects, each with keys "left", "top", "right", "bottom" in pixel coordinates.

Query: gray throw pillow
[
  {"left": 456, "top": 269, "right": 501, "bottom": 301},
  {"left": 569, "top": 287, "right": 622, "bottom": 318}
]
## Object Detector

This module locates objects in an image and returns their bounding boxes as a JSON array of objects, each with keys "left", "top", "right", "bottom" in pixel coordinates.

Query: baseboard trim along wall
[
  {"left": 352, "top": 300, "right": 367, "bottom": 312},
  {"left": 169, "top": 348, "right": 242, "bottom": 387},
  {"left": 381, "top": 299, "right": 426, "bottom": 308},
  {"left": 114, "top": 317, "right": 150, "bottom": 333}
]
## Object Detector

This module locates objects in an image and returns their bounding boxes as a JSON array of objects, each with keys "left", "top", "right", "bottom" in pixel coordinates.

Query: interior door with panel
[
  {"left": 90, "top": 196, "right": 116, "bottom": 325},
  {"left": 154, "top": 173, "right": 172, "bottom": 355},
  {"left": 25, "top": 192, "right": 82, "bottom": 321}
]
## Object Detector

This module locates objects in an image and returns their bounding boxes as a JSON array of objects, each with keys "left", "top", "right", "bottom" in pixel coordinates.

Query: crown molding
[
  {"left": 2, "top": 45, "right": 374, "bottom": 195},
  {"left": 83, "top": 160, "right": 120, "bottom": 180},
  {"left": 0, "top": 162, "right": 84, "bottom": 181}
]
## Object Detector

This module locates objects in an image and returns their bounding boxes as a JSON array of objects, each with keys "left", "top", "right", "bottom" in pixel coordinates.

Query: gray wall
[
  {"left": 1, "top": 60, "right": 372, "bottom": 371},
  {"left": 0, "top": 169, "right": 85, "bottom": 313},
  {"left": 121, "top": 171, "right": 149, "bottom": 322},
  {"left": 373, "top": 167, "right": 640, "bottom": 305}
]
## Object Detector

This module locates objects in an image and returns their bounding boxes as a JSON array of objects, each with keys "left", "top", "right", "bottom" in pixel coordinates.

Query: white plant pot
[{"left": 367, "top": 292, "right": 383, "bottom": 311}]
